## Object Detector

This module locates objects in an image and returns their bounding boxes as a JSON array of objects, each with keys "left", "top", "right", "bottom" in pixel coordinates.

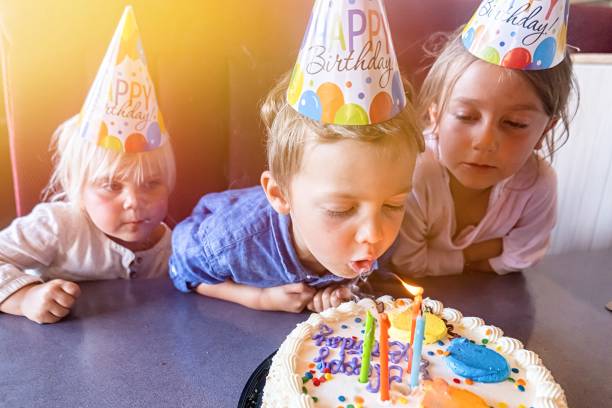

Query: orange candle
[{"left": 379, "top": 313, "right": 390, "bottom": 401}]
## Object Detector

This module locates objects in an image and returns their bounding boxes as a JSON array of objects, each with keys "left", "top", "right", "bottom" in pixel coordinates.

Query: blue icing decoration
[{"left": 445, "top": 338, "right": 509, "bottom": 383}]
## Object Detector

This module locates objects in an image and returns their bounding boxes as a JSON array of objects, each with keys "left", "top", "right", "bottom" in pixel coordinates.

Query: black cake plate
[{"left": 238, "top": 351, "right": 277, "bottom": 408}]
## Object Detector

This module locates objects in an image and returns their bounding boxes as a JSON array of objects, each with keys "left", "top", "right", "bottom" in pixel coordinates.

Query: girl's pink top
[{"left": 392, "top": 136, "right": 557, "bottom": 276}]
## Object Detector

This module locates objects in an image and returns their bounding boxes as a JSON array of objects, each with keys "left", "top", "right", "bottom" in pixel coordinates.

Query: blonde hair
[
  {"left": 43, "top": 115, "right": 176, "bottom": 205},
  {"left": 260, "top": 71, "right": 425, "bottom": 192},
  {"left": 419, "top": 29, "right": 577, "bottom": 162}
]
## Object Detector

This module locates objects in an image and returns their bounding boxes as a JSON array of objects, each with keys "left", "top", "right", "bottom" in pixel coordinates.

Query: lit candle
[
  {"left": 409, "top": 313, "right": 426, "bottom": 388},
  {"left": 359, "top": 310, "right": 375, "bottom": 383},
  {"left": 379, "top": 313, "right": 390, "bottom": 401},
  {"left": 399, "top": 281, "right": 423, "bottom": 372},
  {"left": 407, "top": 293, "right": 422, "bottom": 372}
]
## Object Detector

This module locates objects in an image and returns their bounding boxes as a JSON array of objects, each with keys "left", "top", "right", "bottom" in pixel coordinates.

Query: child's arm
[
  {"left": 0, "top": 203, "right": 81, "bottom": 323},
  {"left": 306, "top": 284, "right": 352, "bottom": 312},
  {"left": 392, "top": 197, "right": 464, "bottom": 276},
  {"left": 0, "top": 280, "right": 81, "bottom": 324},
  {"left": 195, "top": 280, "right": 316, "bottom": 313},
  {"left": 487, "top": 167, "right": 557, "bottom": 274},
  {"left": 463, "top": 239, "right": 503, "bottom": 273},
  {"left": 392, "top": 152, "right": 465, "bottom": 276}
]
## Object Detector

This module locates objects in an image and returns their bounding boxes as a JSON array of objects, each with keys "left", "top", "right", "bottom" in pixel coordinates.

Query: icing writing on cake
[{"left": 312, "top": 323, "right": 421, "bottom": 393}]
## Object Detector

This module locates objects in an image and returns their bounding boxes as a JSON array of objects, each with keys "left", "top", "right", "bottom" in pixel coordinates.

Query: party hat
[
  {"left": 288, "top": 0, "right": 406, "bottom": 125},
  {"left": 77, "top": 6, "right": 167, "bottom": 153},
  {"left": 462, "top": 0, "right": 570, "bottom": 70}
]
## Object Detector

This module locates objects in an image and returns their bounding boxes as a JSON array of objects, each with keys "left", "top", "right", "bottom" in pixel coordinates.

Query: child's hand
[
  {"left": 307, "top": 285, "right": 352, "bottom": 313},
  {"left": 19, "top": 279, "right": 81, "bottom": 324},
  {"left": 259, "top": 283, "right": 315, "bottom": 313}
]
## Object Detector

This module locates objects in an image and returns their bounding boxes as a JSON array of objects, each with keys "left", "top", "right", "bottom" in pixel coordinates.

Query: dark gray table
[{"left": 1, "top": 250, "right": 611, "bottom": 408}]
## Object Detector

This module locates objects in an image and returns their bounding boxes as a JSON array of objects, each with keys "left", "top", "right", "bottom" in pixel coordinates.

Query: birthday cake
[{"left": 261, "top": 296, "right": 567, "bottom": 408}]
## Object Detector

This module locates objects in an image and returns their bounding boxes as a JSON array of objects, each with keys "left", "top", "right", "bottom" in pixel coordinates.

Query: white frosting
[
  {"left": 515, "top": 349, "right": 543, "bottom": 367},
  {"left": 537, "top": 381, "right": 564, "bottom": 399},
  {"left": 527, "top": 365, "right": 554, "bottom": 383},
  {"left": 473, "top": 325, "right": 503, "bottom": 343},
  {"left": 460, "top": 316, "right": 485, "bottom": 330},
  {"left": 493, "top": 336, "right": 524, "bottom": 356},
  {"left": 262, "top": 297, "right": 567, "bottom": 408},
  {"left": 440, "top": 307, "right": 463, "bottom": 324},
  {"left": 423, "top": 297, "right": 443, "bottom": 315}
]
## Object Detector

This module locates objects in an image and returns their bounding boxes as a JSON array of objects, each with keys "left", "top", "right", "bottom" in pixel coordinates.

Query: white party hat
[{"left": 288, "top": 0, "right": 406, "bottom": 125}]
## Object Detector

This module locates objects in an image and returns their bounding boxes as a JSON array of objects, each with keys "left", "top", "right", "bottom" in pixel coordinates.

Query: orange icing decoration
[{"left": 421, "top": 378, "right": 489, "bottom": 408}]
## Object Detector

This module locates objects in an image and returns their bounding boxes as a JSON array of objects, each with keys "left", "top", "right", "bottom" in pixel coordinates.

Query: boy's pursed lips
[{"left": 461, "top": 161, "right": 496, "bottom": 169}]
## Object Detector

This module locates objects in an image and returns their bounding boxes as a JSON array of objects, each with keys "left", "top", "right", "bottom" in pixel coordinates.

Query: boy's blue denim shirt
[{"left": 169, "top": 186, "right": 394, "bottom": 293}]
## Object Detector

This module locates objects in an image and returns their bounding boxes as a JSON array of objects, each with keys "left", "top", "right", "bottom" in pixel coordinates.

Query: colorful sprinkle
[
  {"left": 453, "top": 378, "right": 461, "bottom": 384},
  {"left": 302, "top": 386, "right": 307, "bottom": 394},
  {"left": 427, "top": 351, "right": 435, "bottom": 356},
  {"left": 341, "top": 324, "right": 348, "bottom": 329},
  {"left": 436, "top": 349, "right": 445, "bottom": 355},
  {"left": 354, "top": 317, "right": 362, "bottom": 323},
  {"left": 497, "top": 403, "right": 508, "bottom": 408},
  {"left": 398, "top": 396, "right": 408, "bottom": 404},
  {"left": 347, "top": 405, "right": 355, "bottom": 408},
  {"left": 313, "top": 378, "right": 320, "bottom": 386},
  {"left": 486, "top": 329, "right": 492, "bottom": 336},
  {"left": 512, "top": 368, "right": 520, "bottom": 373},
  {"left": 518, "top": 385, "right": 526, "bottom": 392},
  {"left": 338, "top": 396, "right": 346, "bottom": 402},
  {"left": 517, "top": 378, "right": 526, "bottom": 386},
  {"left": 465, "top": 378, "right": 474, "bottom": 385},
  {"left": 437, "top": 340, "right": 445, "bottom": 346},
  {"left": 507, "top": 378, "right": 516, "bottom": 383},
  {"left": 305, "top": 372, "right": 313, "bottom": 379},
  {"left": 481, "top": 338, "right": 489, "bottom": 344},
  {"left": 354, "top": 396, "right": 364, "bottom": 404},
  {"left": 324, "top": 368, "right": 331, "bottom": 374},
  {"left": 312, "top": 396, "right": 318, "bottom": 402},
  {"left": 325, "top": 373, "right": 332, "bottom": 380},
  {"left": 302, "top": 377, "right": 309, "bottom": 383}
]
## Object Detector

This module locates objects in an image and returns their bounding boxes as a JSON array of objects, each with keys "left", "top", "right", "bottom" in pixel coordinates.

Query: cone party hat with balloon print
[
  {"left": 77, "top": 6, "right": 168, "bottom": 153},
  {"left": 462, "top": 0, "right": 570, "bottom": 70},
  {"left": 288, "top": 0, "right": 406, "bottom": 125}
]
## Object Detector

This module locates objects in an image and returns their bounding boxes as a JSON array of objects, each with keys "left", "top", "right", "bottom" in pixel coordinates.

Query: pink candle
[{"left": 407, "top": 294, "right": 421, "bottom": 372}]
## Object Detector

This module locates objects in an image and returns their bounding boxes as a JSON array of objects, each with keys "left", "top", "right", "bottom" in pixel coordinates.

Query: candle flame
[{"left": 400, "top": 280, "right": 423, "bottom": 297}]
